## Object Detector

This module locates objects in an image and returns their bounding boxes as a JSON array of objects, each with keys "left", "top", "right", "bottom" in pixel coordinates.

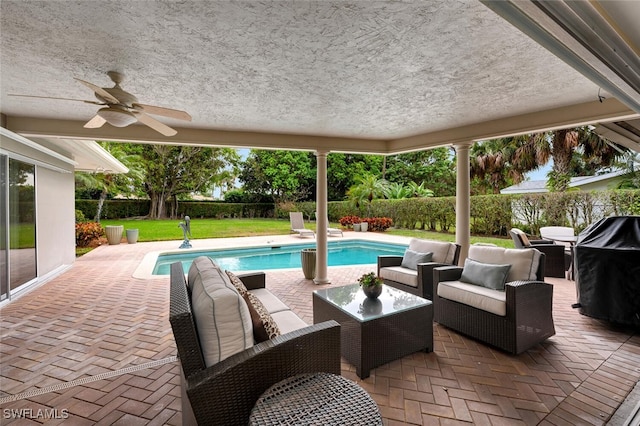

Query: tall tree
[
  {"left": 520, "top": 127, "right": 624, "bottom": 192},
  {"left": 141, "top": 145, "right": 239, "bottom": 219},
  {"left": 75, "top": 142, "right": 144, "bottom": 221},
  {"left": 472, "top": 127, "right": 626, "bottom": 194},
  {"left": 470, "top": 138, "right": 520, "bottom": 194},
  {"left": 326, "top": 153, "right": 384, "bottom": 201},
  {"left": 384, "top": 149, "right": 456, "bottom": 197},
  {"left": 239, "top": 150, "right": 316, "bottom": 205}
]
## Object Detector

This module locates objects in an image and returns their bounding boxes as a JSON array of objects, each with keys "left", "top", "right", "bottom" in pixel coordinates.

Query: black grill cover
[{"left": 575, "top": 216, "right": 640, "bottom": 327}]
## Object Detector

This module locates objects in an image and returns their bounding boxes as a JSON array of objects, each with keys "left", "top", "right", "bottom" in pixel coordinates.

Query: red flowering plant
[
  {"left": 338, "top": 215, "right": 362, "bottom": 227},
  {"left": 75, "top": 222, "right": 104, "bottom": 247}
]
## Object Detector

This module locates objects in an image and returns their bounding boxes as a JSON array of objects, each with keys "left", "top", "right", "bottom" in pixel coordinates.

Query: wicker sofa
[
  {"left": 169, "top": 257, "right": 341, "bottom": 425},
  {"left": 377, "top": 238, "right": 461, "bottom": 300},
  {"left": 433, "top": 245, "right": 555, "bottom": 354}
]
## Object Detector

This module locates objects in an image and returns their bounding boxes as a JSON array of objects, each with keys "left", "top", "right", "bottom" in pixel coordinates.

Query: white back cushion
[
  {"left": 409, "top": 239, "right": 457, "bottom": 264},
  {"left": 468, "top": 245, "right": 541, "bottom": 282},
  {"left": 189, "top": 256, "right": 253, "bottom": 367}
]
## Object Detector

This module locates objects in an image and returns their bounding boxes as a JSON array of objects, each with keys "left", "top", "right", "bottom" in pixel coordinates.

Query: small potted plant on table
[{"left": 358, "top": 272, "right": 383, "bottom": 299}]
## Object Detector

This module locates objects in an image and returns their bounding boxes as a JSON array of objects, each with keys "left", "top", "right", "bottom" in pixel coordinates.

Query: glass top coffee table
[{"left": 313, "top": 283, "right": 433, "bottom": 379}]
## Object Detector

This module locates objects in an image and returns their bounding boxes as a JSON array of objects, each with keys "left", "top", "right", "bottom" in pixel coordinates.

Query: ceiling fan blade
[
  {"left": 133, "top": 111, "right": 178, "bottom": 136},
  {"left": 9, "top": 94, "right": 103, "bottom": 105},
  {"left": 132, "top": 103, "right": 192, "bottom": 121},
  {"left": 74, "top": 78, "right": 120, "bottom": 104},
  {"left": 84, "top": 115, "right": 107, "bottom": 129}
]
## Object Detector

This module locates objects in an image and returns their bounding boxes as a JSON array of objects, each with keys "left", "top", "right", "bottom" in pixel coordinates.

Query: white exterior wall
[
  {"left": 36, "top": 166, "right": 75, "bottom": 277},
  {"left": 1, "top": 129, "right": 77, "bottom": 295}
]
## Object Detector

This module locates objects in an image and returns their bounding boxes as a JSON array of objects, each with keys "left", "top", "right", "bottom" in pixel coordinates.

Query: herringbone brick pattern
[{"left": 1, "top": 235, "right": 638, "bottom": 425}]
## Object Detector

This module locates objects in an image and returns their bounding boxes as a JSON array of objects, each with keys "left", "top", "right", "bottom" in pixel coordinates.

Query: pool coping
[{"left": 133, "top": 232, "right": 413, "bottom": 279}]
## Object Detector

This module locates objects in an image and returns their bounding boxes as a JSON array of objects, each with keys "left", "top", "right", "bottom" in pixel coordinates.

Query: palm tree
[
  {"left": 473, "top": 127, "right": 626, "bottom": 193},
  {"left": 347, "top": 173, "right": 388, "bottom": 216},
  {"left": 521, "top": 127, "right": 625, "bottom": 192},
  {"left": 470, "top": 138, "right": 523, "bottom": 194},
  {"left": 406, "top": 181, "right": 434, "bottom": 198},
  {"left": 384, "top": 182, "right": 411, "bottom": 199},
  {"left": 75, "top": 143, "right": 144, "bottom": 222}
]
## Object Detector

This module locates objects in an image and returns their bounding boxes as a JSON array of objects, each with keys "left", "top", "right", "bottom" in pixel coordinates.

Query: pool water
[{"left": 152, "top": 240, "right": 408, "bottom": 275}]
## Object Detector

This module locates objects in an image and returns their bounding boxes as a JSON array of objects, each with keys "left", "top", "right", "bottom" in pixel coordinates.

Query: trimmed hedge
[
  {"left": 75, "top": 199, "right": 150, "bottom": 220},
  {"left": 76, "top": 189, "right": 639, "bottom": 236},
  {"left": 75, "top": 199, "right": 273, "bottom": 220},
  {"left": 178, "top": 202, "right": 273, "bottom": 219}
]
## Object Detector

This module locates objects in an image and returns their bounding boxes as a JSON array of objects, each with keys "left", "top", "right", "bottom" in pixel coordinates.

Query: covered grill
[{"left": 574, "top": 216, "right": 640, "bottom": 327}]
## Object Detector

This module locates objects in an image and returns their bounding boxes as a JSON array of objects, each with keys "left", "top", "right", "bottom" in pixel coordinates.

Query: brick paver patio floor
[{"left": 1, "top": 235, "right": 638, "bottom": 425}]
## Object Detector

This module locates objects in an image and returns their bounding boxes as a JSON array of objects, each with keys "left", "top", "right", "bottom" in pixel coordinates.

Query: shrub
[
  {"left": 362, "top": 217, "right": 393, "bottom": 232},
  {"left": 75, "top": 222, "right": 103, "bottom": 247},
  {"left": 223, "top": 189, "right": 248, "bottom": 203},
  {"left": 339, "top": 215, "right": 362, "bottom": 227},
  {"left": 75, "top": 209, "right": 86, "bottom": 222}
]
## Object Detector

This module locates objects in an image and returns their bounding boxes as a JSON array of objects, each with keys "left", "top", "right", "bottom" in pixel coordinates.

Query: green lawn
[{"left": 98, "top": 218, "right": 512, "bottom": 247}]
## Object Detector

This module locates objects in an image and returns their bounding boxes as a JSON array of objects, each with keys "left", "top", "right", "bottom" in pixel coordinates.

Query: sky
[{"left": 525, "top": 163, "right": 552, "bottom": 181}]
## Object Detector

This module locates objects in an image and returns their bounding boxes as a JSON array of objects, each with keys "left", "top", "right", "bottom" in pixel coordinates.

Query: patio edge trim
[{"left": 0, "top": 356, "right": 178, "bottom": 404}]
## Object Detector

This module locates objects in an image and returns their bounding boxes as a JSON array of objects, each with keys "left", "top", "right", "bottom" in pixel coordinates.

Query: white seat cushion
[
  {"left": 249, "top": 288, "right": 291, "bottom": 314},
  {"left": 437, "top": 280, "right": 507, "bottom": 316},
  {"left": 271, "top": 310, "right": 308, "bottom": 334},
  {"left": 189, "top": 257, "right": 253, "bottom": 367},
  {"left": 379, "top": 266, "right": 418, "bottom": 288}
]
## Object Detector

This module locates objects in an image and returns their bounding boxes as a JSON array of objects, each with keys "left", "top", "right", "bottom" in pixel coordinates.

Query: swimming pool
[{"left": 152, "top": 240, "right": 408, "bottom": 275}]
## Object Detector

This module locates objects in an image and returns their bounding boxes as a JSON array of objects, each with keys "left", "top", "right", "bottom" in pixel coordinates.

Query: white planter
[
  {"left": 360, "top": 222, "right": 368, "bottom": 232},
  {"left": 105, "top": 225, "right": 124, "bottom": 245},
  {"left": 126, "top": 229, "right": 139, "bottom": 244},
  {"left": 353, "top": 223, "right": 361, "bottom": 232}
]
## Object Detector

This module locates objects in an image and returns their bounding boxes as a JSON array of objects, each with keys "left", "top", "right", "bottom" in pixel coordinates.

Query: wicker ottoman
[{"left": 249, "top": 373, "right": 382, "bottom": 425}]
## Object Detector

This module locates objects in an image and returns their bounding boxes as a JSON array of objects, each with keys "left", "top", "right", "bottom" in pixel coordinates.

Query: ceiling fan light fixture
[{"left": 96, "top": 106, "right": 137, "bottom": 127}]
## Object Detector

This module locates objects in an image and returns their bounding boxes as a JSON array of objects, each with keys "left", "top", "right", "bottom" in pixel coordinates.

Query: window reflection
[{"left": 8, "top": 158, "right": 36, "bottom": 291}]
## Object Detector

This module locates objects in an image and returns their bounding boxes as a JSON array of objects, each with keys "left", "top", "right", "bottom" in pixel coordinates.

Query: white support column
[
  {"left": 454, "top": 142, "right": 472, "bottom": 264},
  {"left": 314, "top": 150, "right": 330, "bottom": 284}
]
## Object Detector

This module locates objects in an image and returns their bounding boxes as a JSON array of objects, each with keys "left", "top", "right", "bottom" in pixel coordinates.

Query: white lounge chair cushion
[
  {"left": 379, "top": 266, "right": 418, "bottom": 288},
  {"left": 468, "top": 245, "right": 541, "bottom": 282},
  {"left": 437, "top": 280, "right": 507, "bottom": 316},
  {"left": 188, "top": 256, "right": 253, "bottom": 367}
]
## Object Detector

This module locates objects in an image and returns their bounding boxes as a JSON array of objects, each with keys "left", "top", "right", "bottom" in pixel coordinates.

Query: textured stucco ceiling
[{"left": 0, "top": 0, "right": 638, "bottom": 151}]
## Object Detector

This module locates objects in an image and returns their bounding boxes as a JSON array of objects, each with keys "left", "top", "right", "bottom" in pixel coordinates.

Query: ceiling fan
[{"left": 11, "top": 71, "right": 192, "bottom": 136}]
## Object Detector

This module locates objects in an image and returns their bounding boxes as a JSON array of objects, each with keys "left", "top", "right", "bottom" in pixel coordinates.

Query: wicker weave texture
[
  {"left": 377, "top": 244, "right": 461, "bottom": 300},
  {"left": 169, "top": 261, "right": 342, "bottom": 425},
  {"left": 433, "top": 257, "right": 555, "bottom": 354},
  {"left": 313, "top": 291, "right": 433, "bottom": 379},
  {"left": 249, "top": 373, "right": 383, "bottom": 425}
]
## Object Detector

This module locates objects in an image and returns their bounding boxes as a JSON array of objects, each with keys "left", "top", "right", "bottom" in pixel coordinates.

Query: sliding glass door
[{"left": 0, "top": 155, "right": 37, "bottom": 300}]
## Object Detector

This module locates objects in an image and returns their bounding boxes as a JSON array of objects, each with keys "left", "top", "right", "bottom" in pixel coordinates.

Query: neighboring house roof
[{"left": 500, "top": 170, "right": 627, "bottom": 194}]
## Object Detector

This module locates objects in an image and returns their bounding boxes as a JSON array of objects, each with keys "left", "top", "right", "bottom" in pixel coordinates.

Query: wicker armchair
[
  {"left": 433, "top": 246, "right": 555, "bottom": 354},
  {"left": 510, "top": 228, "right": 569, "bottom": 278},
  {"left": 169, "top": 262, "right": 341, "bottom": 425},
  {"left": 377, "top": 239, "right": 461, "bottom": 300}
]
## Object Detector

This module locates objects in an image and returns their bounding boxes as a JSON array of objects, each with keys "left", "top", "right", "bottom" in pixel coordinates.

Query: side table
[
  {"left": 249, "top": 373, "right": 383, "bottom": 425},
  {"left": 313, "top": 283, "right": 433, "bottom": 378}
]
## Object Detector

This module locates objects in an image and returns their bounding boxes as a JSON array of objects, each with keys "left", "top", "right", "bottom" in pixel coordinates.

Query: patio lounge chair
[
  {"left": 289, "top": 212, "right": 315, "bottom": 238},
  {"left": 327, "top": 223, "right": 343, "bottom": 237},
  {"left": 510, "top": 228, "right": 569, "bottom": 278}
]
